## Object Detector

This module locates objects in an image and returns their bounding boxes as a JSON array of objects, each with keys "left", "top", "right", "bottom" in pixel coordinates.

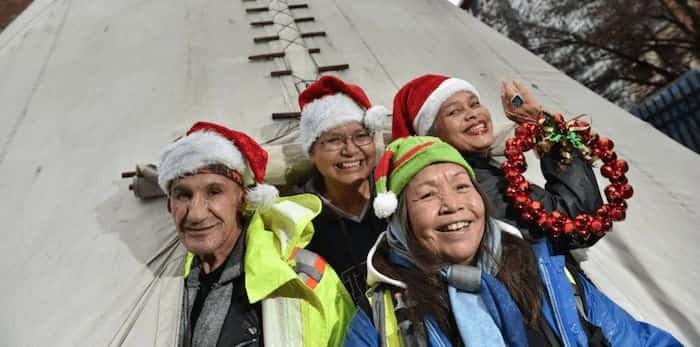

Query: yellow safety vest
[{"left": 184, "top": 193, "right": 354, "bottom": 346}]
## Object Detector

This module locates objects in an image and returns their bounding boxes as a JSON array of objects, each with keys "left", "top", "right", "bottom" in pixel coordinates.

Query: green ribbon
[
  {"left": 546, "top": 133, "right": 563, "bottom": 143},
  {"left": 567, "top": 132, "right": 585, "bottom": 149}
]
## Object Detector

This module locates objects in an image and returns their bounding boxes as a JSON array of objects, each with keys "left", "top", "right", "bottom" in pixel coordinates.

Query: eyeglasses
[{"left": 316, "top": 131, "right": 374, "bottom": 152}]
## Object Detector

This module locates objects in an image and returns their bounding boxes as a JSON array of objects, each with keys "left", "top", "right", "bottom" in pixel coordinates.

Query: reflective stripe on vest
[
  {"left": 369, "top": 288, "right": 403, "bottom": 347},
  {"left": 289, "top": 247, "right": 327, "bottom": 290}
]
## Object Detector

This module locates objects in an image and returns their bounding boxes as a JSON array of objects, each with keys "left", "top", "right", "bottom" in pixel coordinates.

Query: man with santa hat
[{"left": 158, "top": 121, "right": 353, "bottom": 347}]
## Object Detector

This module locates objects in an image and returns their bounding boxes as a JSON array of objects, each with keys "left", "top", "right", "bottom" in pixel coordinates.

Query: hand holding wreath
[
  {"left": 500, "top": 80, "right": 544, "bottom": 125},
  {"left": 502, "top": 113, "right": 634, "bottom": 242}
]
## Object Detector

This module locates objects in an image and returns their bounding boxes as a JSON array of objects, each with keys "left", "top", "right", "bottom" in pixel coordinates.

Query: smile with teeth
[
  {"left": 336, "top": 160, "right": 363, "bottom": 169},
  {"left": 465, "top": 121, "right": 488, "bottom": 136},
  {"left": 440, "top": 220, "right": 472, "bottom": 232}
]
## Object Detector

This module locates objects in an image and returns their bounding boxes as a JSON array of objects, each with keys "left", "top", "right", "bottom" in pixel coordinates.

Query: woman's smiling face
[
  {"left": 310, "top": 121, "right": 376, "bottom": 187},
  {"left": 405, "top": 162, "right": 486, "bottom": 265},
  {"left": 432, "top": 91, "right": 495, "bottom": 156}
]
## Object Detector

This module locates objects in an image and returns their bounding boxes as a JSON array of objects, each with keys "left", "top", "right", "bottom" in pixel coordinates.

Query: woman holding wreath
[
  {"left": 390, "top": 74, "right": 607, "bottom": 251},
  {"left": 343, "top": 136, "right": 680, "bottom": 346}
]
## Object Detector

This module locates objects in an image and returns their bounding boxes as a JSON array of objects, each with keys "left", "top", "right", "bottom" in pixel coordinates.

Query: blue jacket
[
  {"left": 344, "top": 309, "right": 455, "bottom": 347},
  {"left": 343, "top": 272, "right": 529, "bottom": 347},
  {"left": 344, "top": 238, "right": 681, "bottom": 347},
  {"left": 532, "top": 239, "right": 682, "bottom": 347}
]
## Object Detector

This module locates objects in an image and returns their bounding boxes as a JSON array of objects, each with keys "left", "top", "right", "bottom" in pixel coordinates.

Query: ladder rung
[
  {"left": 270, "top": 69, "right": 293, "bottom": 77},
  {"left": 300, "top": 31, "right": 326, "bottom": 38},
  {"left": 272, "top": 112, "right": 301, "bottom": 120},
  {"left": 317, "top": 64, "right": 349, "bottom": 73},
  {"left": 248, "top": 52, "right": 285, "bottom": 60},
  {"left": 246, "top": 6, "right": 269, "bottom": 13},
  {"left": 294, "top": 16, "right": 315, "bottom": 23},
  {"left": 253, "top": 35, "right": 280, "bottom": 43},
  {"left": 250, "top": 20, "right": 274, "bottom": 26}
]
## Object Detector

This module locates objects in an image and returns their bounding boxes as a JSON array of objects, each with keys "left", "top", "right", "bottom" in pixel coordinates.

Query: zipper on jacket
[
  {"left": 233, "top": 337, "right": 258, "bottom": 347},
  {"left": 424, "top": 319, "right": 448, "bottom": 347},
  {"left": 539, "top": 260, "right": 573, "bottom": 347}
]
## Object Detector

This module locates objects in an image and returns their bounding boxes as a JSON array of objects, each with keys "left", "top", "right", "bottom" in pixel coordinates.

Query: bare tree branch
[{"left": 472, "top": 0, "right": 699, "bottom": 107}]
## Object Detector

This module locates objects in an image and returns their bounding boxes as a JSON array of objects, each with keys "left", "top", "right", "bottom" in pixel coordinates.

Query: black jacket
[
  {"left": 180, "top": 230, "right": 262, "bottom": 347},
  {"left": 302, "top": 178, "right": 386, "bottom": 306},
  {"left": 467, "top": 150, "right": 603, "bottom": 251}
]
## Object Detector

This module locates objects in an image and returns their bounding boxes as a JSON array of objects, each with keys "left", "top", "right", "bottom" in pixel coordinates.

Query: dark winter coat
[
  {"left": 303, "top": 178, "right": 386, "bottom": 306},
  {"left": 467, "top": 150, "right": 603, "bottom": 250},
  {"left": 179, "top": 233, "right": 262, "bottom": 347}
]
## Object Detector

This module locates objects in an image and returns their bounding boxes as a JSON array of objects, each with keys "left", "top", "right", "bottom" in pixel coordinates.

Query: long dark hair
[{"left": 372, "top": 177, "right": 544, "bottom": 345}]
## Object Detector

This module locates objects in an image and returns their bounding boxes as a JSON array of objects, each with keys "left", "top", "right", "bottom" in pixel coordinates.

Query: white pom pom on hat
[
  {"left": 246, "top": 183, "right": 279, "bottom": 211},
  {"left": 372, "top": 136, "right": 475, "bottom": 219},
  {"left": 364, "top": 105, "right": 392, "bottom": 132},
  {"left": 373, "top": 191, "right": 398, "bottom": 218}
]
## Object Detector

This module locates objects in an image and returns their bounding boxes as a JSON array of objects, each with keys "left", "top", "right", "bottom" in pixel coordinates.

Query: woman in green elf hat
[{"left": 344, "top": 136, "right": 680, "bottom": 347}]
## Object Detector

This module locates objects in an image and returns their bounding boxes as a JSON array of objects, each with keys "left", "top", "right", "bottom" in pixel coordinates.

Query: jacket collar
[
  {"left": 304, "top": 176, "right": 374, "bottom": 222},
  {"left": 365, "top": 220, "right": 523, "bottom": 290},
  {"left": 243, "top": 194, "right": 325, "bottom": 309},
  {"left": 185, "top": 224, "right": 248, "bottom": 287},
  {"left": 366, "top": 232, "right": 407, "bottom": 289}
]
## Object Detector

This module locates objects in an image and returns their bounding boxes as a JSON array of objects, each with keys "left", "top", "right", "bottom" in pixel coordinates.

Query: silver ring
[{"left": 511, "top": 94, "right": 524, "bottom": 108}]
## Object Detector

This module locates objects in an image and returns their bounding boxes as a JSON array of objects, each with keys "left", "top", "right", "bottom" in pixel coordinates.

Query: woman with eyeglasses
[{"left": 297, "top": 75, "right": 391, "bottom": 307}]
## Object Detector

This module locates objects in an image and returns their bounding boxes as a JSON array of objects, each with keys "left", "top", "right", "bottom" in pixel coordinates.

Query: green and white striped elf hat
[{"left": 373, "top": 136, "right": 475, "bottom": 218}]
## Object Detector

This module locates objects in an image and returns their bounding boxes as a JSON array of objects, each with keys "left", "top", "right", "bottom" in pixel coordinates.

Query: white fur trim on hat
[
  {"left": 373, "top": 191, "right": 398, "bottom": 218},
  {"left": 158, "top": 131, "right": 245, "bottom": 194},
  {"left": 300, "top": 93, "right": 365, "bottom": 155},
  {"left": 364, "top": 105, "right": 392, "bottom": 132},
  {"left": 246, "top": 183, "right": 279, "bottom": 211},
  {"left": 414, "top": 78, "right": 481, "bottom": 135}
]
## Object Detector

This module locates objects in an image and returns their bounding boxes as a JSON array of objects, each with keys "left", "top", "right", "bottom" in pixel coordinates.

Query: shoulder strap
[
  {"left": 564, "top": 260, "right": 588, "bottom": 321},
  {"left": 369, "top": 286, "right": 407, "bottom": 347},
  {"left": 369, "top": 285, "right": 429, "bottom": 347},
  {"left": 540, "top": 317, "right": 563, "bottom": 347}
]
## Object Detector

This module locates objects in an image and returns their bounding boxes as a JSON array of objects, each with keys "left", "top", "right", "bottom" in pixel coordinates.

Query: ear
[
  {"left": 239, "top": 187, "right": 247, "bottom": 207},
  {"left": 308, "top": 142, "right": 319, "bottom": 161}
]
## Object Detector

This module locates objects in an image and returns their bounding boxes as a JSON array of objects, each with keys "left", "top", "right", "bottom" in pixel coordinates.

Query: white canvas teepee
[{"left": 1, "top": 0, "right": 698, "bottom": 345}]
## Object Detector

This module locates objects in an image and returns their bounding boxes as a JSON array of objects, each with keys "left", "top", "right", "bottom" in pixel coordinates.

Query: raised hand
[{"left": 500, "top": 80, "right": 544, "bottom": 124}]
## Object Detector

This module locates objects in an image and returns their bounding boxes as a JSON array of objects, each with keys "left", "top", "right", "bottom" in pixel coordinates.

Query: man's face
[{"left": 168, "top": 173, "right": 244, "bottom": 259}]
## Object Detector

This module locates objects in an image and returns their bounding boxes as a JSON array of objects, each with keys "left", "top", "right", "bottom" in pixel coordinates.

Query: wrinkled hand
[{"left": 500, "top": 80, "right": 544, "bottom": 124}]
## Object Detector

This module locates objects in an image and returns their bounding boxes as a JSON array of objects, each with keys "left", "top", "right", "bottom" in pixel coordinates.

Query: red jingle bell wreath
[{"left": 502, "top": 112, "right": 634, "bottom": 242}]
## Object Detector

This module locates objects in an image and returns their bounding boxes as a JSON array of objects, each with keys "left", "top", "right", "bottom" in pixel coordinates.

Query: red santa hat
[
  {"left": 158, "top": 121, "right": 278, "bottom": 210},
  {"left": 392, "top": 74, "right": 480, "bottom": 139},
  {"left": 298, "top": 75, "right": 391, "bottom": 155}
]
